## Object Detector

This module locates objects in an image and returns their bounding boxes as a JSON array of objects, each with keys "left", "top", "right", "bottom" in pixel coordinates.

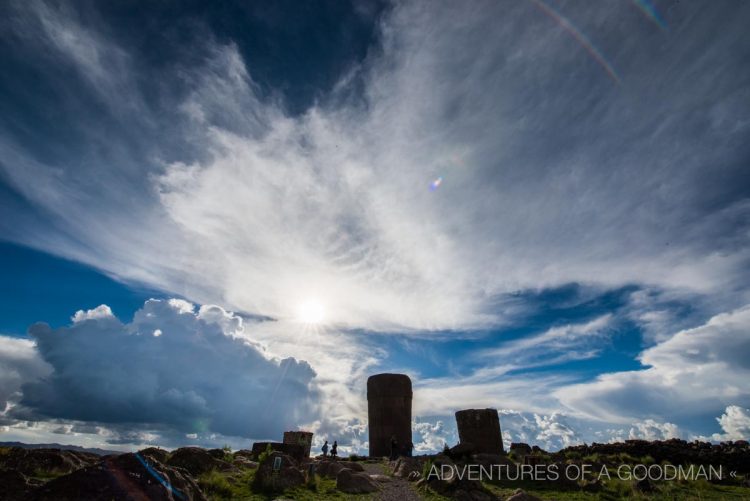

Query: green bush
[
  {"left": 198, "top": 470, "right": 233, "bottom": 499},
  {"left": 258, "top": 444, "right": 273, "bottom": 464}
]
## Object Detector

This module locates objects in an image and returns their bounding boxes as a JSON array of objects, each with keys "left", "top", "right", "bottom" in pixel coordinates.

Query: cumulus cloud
[
  {"left": 0, "top": 336, "right": 51, "bottom": 418},
  {"left": 557, "top": 305, "right": 750, "bottom": 424},
  {"left": 708, "top": 406, "right": 750, "bottom": 441},
  {"left": 628, "top": 420, "right": 681, "bottom": 441},
  {"left": 8, "top": 299, "right": 320, "bottom": 442}
]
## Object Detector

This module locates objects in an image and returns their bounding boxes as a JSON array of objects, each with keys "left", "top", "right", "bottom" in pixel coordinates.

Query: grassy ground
[{"left": 198, "top": 466, "right": 377, "bottom": 500}]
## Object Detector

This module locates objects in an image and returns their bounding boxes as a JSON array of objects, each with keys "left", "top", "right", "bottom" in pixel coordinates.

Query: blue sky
[{"left": 1, "top": 0, "right": 749, "bottom": 453}]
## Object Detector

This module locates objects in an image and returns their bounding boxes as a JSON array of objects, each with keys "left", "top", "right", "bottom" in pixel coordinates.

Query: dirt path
[{"left": 362, "top": 462, "right": 424, "bottom": 501}]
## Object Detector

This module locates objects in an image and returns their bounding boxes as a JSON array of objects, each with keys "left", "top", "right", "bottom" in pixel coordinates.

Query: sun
[{"left": 296, "top": 299, "right": 326, "bottom": 324}]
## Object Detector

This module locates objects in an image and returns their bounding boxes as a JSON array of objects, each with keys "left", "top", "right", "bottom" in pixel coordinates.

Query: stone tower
[
  {"left": 455, "top": 408, "right": 504, "bottom": 454},
  {"left": 367, "top": 373, "right": 412, "bottom": 457}
]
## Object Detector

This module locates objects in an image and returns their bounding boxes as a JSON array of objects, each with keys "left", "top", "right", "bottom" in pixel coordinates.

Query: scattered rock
[
  {"left": 336, "top": 468, "right": 379, "bottom": 494},
  {"left": 30, "top": 452, "right": 206, "bottom": 501},
  {"left": 166, "top": 447, "right": 232, "bottom": 477}
]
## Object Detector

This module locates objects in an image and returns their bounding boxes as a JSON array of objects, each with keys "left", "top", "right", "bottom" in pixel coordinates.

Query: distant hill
[{"left": 0, "top": 441, "right": 124, "bottom": 456}]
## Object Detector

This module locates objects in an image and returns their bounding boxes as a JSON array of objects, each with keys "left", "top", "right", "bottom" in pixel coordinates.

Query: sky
[{"left": 1, "top": 0, "right": 749, "bottom": 454}]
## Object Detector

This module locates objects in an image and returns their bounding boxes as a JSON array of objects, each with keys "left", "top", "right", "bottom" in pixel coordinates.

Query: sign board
[{"left": 273, "top": 457, "right": 282, "bottom": 471}]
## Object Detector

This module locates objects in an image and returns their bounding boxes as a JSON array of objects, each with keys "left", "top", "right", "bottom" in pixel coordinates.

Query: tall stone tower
[
  {"left": 367, "top": 373, "right": 412, "bottom": 457},
  {"left": 455, "top": 408, "right": 504, "bottom": 454}
]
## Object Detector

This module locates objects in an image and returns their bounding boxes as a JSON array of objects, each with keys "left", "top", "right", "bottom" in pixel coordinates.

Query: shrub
[
  {"left": 197, "top": 470, "right": 232, "bottom": 499},
  {"left": 258, "top": 444, "right": 273, "bottom": 464}
]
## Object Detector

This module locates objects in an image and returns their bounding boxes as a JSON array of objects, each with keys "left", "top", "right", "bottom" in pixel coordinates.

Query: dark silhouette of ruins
[
  {"left": 367, "top": 373, "right": 413, "bottom": 457},
  {"left": 455, "top": 408, "right": 504, "bottom": 454},
  {"left": 367, "top": 373, "right": 505, "bottom": 458}
]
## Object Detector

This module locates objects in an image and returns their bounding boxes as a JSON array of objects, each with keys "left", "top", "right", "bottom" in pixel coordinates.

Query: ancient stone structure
[
  {"left": 455, "top": 408, "right": 504, "bottom": 454},
  {"left": 283, "top": 431, "right": 313, "bottom": 459},
  {"left": 367, "top": 373, "right": 412, "bottom": 457}
]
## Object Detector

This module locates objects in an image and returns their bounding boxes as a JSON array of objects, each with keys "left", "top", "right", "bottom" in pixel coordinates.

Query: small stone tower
[
  {"left": 367, "top": 373, "right": 412, "bottom": 457},
  {"left": 455, "top": 408, "right": 504, "bottom": 454},
  {"left": 283, "top": 431, "right": 313, "bottom": 459}
]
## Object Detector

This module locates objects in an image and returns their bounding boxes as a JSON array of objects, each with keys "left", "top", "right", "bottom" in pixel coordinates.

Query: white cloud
[
  {"left": 9, "top": 299, "right": 321, "bottom": 443},
  {"left": 71, "top": 304, "right": 114, "bottom": 323},
  {"left": 709, "top": 406, "right": 750, "bottom": 441},
  {"left": 1, "top": 0, "right": 749, "bottom": 334},
  {"left": 557, "top": 305, "right": 750, "bottom": 424},
  {"left": 628, "top": 420, "right": 681, "bottom": 441},
  {"left": 0, "top": 336, "right": 51, "bottom": 419},
  {"left": 478, "top": 314, "right": 612, "bottom": 370}
]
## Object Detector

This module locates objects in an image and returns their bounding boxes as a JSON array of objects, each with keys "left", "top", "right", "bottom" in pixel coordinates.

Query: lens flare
[
  {"left": 429, "top": 177, "right": 443, "bottom": 191},
  {"left": 527, "top": 0, "right": 621, "bottom": 84},
  {"left": 632, "top": 0, "right": 668, "bottom": 30}
]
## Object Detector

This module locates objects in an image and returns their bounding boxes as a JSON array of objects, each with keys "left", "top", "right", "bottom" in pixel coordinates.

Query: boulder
[
  {"left": 138, "top": 447, "right": 169, "bottom": 464},
  {"left": 0, "top": 470, "right": 43, "bottom": 501},
  {"left": 343, "top": 461, "right": 365, "bottom": 472},
  {"left": 30, "top": 452, "right": 206, "bottom": 501},
  {"left": 207, "top": 449, "right": 226, "bottom": 459},
  {"left": 509, "top": 443, "right": 532, "bottom": 456},
  {"left": 336, "top": 468, "right": 379, "bottom": 494},
  {"left": 166, "top": 447, "right": 232, "bottom": 477},
  {"left": 369, "top": 474, "right": 392, "bottom": 483},
  {"left": 315, "top": 460, "right": 348, "bottom": 479},
  {"left": 232, "top": 456, "right": 258, "bottom": 469},
  {"left": 252, "top": 452, "right": 304, "bottom": 492},
  {"left": 393, "top": 457, "right": 422, "bottom": 479},
  {"left": 0, "top": 447, "right": 99, "bottom": 478}
]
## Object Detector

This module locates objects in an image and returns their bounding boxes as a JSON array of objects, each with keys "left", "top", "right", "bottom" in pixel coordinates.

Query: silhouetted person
[
  {"left": 390, "top": 435, "right": 399, "bottom": 460},
  {"left": 331, "top": 441, "right": 338, "bottom": 458},
  {"left": 321, "top": 440, "right": 329, "bottom": 457}
]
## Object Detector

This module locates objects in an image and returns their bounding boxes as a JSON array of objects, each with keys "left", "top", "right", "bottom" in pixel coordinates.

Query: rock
[
  {"left": 0, "top": 470, "right": 43, "bottom": 501},
  {"left": 343, "top": 461, "right": 364, "bottom": 472},
  {"left": 369, "top": 474, "right": 392, "bottom": 482},
  {"left": 0, "top": 447, "right": 99, "bottom": 478},
  {"left": 449, "top": 442, "right": 476, "bottom": 459},
  {"left": 232, "top": 456, "right": 258, "bottom": 469},
  {"left": 469, "top": 453, "right": 513, "bottom": 470},
  {"left": 234, "top": 449, "right": 254, "bottom": 459},
  {"left": 30, "top": 452, "right": 206, "bottom": 501},
  {"left": 393, "top": 457, "right": 422, "bottom": 478},
  {"left": 635, "top": 477, "right": 655, "bottom": 493},
  {"left": 314, "top": 460, "right": 343, "bottom": 478},
  {"left": 166, "top": 447, "right": 232, "bottom": 477},
  {"left": 252, "top": 452, "right": 304, "bottom": 492},
  {"left": 509, "top": 443, "right": 532, "bottom": 456},
  {"left": 506, "top": 489, "right": 542, "bottom": 501},
  {"left": 138, "top": 447, "right": 169, "bottom": 464},
  {"left": 207, "top": 449, "right": 226, "bottom": 459},
  {"left": 336, "top": 468, "right": 379, "bottom": 494}
]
